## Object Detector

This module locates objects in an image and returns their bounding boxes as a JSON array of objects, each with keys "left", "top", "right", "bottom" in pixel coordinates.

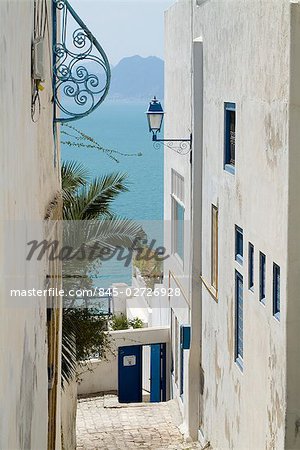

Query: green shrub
[{"left": 110, "top": 313, "right": 144, "bottom": 330}]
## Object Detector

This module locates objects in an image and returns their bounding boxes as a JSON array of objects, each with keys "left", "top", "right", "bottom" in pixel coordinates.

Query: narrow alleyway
[{"left": 76, "top": 394, "right": 202, "bottom": 449}]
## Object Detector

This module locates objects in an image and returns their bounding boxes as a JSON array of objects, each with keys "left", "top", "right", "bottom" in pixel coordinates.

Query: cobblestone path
[{"left": 76, "top": 394, "right": 202, "bottom": 449}]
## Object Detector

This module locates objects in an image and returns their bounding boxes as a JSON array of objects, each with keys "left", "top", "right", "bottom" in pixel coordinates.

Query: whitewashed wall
[
  {"left": 165, "top": 0, "right": 300, "bottom": 448},
  {"left": 193, "top": 1, "right": 290, "bottom": 448},
  {"left": 0, "top": 1, "right": 61, "bottom": 449},
  {"left": 164, "top": 0, "right": 193, "bottom": 434}
]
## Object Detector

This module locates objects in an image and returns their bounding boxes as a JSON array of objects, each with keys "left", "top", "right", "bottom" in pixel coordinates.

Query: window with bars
[
  {"left": 211, "top": 205, "right": 218, "bottom": 291},
  {"left": 235, "top": 226, "right": 243, "bottom": 265},
  {"left": 224, "top": 102, "right": 236, "bottom": 173},
  {"left": 235, "top": 271, "right": 244, "bottom": 370},
  {"left": 248, "top": 243, "right": 254, "bottom": 291},
  {"left": 259, "top": 252, "right": 266, "bottom": 304},
  {"left": 273, "top": 263, "right": 280, "bottom": 320}
]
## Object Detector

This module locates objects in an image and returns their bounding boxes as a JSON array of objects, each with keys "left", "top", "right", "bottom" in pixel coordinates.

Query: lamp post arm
[
  {"left": 151, "top": 133, "right": 193, "bottom": 155},
  {"left": 152, "top": 133, "right": 192, "bottom": 147}
]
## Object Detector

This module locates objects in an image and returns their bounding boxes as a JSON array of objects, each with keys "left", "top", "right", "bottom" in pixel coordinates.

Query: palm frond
[
  {"left": 61, "top": 160, "right": 89, "bottom": 198},
  {"left": 60, "top": 161, "right": 145, "bottom": 386},
  {"left": 61, "top": 310, "right": 77, "bottom": 388},
  {"left": 62, "top": 217, "right": 145, "bottom": 266},
  {"left": 63, "top": 173, "right": 129, "bottom": 221}
]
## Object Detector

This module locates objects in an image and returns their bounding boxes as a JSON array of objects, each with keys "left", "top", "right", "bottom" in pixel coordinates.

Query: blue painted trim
[
  {"left": 150, "top": 343, "right": 167, "bottom": 403},
  {"left": 235, "top": 226, "right": 243, "bottom": 265},
  {"left": 150, "top": 344, "right": 161, "bottom": 403},
  {"left": 161, "top": 343, "right": 167, "bottom": 402},
  {"left": 118, "top": 345, "right": 142, "bottom": 403},
  {"left": 181, "top": 325, "right": 191, "bottom": 350},
  {"left": 52, "top": 1, "right": 58, "bottom": 166},
  {"left": 259, "top": 252, "right": 266, "bottom": 303},
  {"left": 224, "top": 102, "right": 236, "bottom": 171},
  {"left": 248, "top": 242, "right": 254, "bottom": 291},
  {"left": 235, "top": 271, "right": 244, "bottom": 367},
  {"left": 52, "top": 0, "right": 111, "bottom": 123},
  {"left": 273, "top": 263, "right": 280, "bottom": 319}
]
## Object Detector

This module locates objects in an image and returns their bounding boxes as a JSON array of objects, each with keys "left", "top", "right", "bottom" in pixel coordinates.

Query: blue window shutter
[
  {"left": 259, "top": 252, "right": 266, "bottom": 303},
  {"left": 273, "top": 263, "right": 280, "bottom": 318},
  {"left": 235, "top": 271, "right": 244, "bottom": 369},
  {"left": 235, "top": 226, "right": 243, "bottom": 265},
  {"left": 248, "top": 243, "right": 254, "bottom": 290},
  {"left": 180, "top": 325, "right": 191, "bottom": 350},
  {"left": 224, "top": 102, "right": 236, "bottom": 170}
]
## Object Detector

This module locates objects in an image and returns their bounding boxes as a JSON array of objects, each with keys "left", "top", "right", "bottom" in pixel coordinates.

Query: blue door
[
  {"left": 118, "top": 345, "right": 142, "bottom": 403},
  {"left": 150, "top": 343, "right": 166, "bottom": 402}
]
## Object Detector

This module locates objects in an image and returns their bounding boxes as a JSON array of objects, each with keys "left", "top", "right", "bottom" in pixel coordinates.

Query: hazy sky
[{"left": 72, "top": 0, "right": 175, "bottom": 66}]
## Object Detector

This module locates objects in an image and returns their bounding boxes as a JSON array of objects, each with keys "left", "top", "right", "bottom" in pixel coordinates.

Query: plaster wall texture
[
  {"left": 165, "top": 0, "right": 300, "bottom": 448},
  {"left": 0, "top": 1, "right": 61, "bottom": 448},
  {"left": 61, "top": 379, "right": 77, "bottom": 450}
]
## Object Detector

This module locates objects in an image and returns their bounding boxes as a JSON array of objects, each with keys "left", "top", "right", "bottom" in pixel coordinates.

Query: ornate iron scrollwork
[
  {"left": 53, "top": 0, "right": 111, "bottom": 122},
  {"left": 152, "top": 139, "right": 192, "bottom": 155}
]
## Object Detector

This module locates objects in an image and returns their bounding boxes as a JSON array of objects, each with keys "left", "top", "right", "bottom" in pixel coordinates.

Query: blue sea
[{"left": 62, "top": 101, "right": 164, "bottom": 287}]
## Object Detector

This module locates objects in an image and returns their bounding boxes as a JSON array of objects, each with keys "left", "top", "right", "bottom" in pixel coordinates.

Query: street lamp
[
  {"left": 146, "top": 96, "right": 164, "bottom": 136},
  {"left": 146, "top": 96, "right": 192, "bottom": 155}
]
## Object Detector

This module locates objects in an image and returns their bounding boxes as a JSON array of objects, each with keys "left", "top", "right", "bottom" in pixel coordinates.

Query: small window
[
  {"left": 172, "top": 199, "right": 184, "bottom": 261},
  {"left": 235, "top": 226, "right": 243, "bottom": 265},
  {"left": 171, "top": 170, "right": 184, "bottom": 263},
  {"left": 259, "top": 252, "right": 266, "bottom": 304},
  {"left": 171, "top": 169, "right": 184, "bottom": 201},
  {"left": 224, "top": 102, "right": 236, "bottom": 173},
  {"left": 248, "top": 243, "right": 254, "bottom": 291},
  {"left": 211, "top": 205, "right": 218, "bottom": 291},
  {"left": 273, "top": 263, "right": 280, "bottom": 320},
  {"left": 235, "top": 271, "right": 244, "bottom": 370}
]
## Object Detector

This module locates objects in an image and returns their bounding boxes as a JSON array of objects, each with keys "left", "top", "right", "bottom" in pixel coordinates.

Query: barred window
[{"left": 224, "top": 102, "right": 236, "bottom": 172}]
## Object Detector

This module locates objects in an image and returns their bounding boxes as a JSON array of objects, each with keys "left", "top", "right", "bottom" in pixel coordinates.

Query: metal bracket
[
  {"left": 52, "top": 0, "right": 111, "bottom": 122},
  {"left": 152, "top": 133, "right": 192, "bottom": 155}
]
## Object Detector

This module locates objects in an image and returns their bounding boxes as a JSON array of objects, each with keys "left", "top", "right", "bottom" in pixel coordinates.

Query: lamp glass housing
[{"left": 146, "top": 97, "right": 164, "bottom": 133}]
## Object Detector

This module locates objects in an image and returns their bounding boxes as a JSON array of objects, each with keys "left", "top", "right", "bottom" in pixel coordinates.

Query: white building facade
[
  {"left": 164, "top": 1, "right": 300, "bottom": 448},
  {"left": 0, "top": 1, "right": 62, "bottom": 448}
]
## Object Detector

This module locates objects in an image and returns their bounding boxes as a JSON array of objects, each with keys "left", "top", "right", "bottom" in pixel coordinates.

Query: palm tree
[{"left": 61, "top": 161, "right": 144, "bottom": 385}]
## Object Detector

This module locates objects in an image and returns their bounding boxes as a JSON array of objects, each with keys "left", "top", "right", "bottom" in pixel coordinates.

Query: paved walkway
[{"left": 76, "top": 394, "right": 202, "bottom": 449}]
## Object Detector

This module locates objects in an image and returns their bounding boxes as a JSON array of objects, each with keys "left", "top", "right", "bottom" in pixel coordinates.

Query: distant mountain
[{"left": 107, "top": 55, "right": 164, "bottom": 102}]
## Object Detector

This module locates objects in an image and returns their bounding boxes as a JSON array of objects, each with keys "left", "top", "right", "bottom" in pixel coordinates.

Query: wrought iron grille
[{"left": 53, "top": 0, "right": 111, "bottom": 122}]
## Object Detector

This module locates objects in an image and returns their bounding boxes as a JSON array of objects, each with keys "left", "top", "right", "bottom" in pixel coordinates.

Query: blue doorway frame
[
  {"left": 150, "top": 343, "right": 167, "bottom": 402},
  {"left": 118, "top": 343, "right": 167, "bottom": 404}
]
